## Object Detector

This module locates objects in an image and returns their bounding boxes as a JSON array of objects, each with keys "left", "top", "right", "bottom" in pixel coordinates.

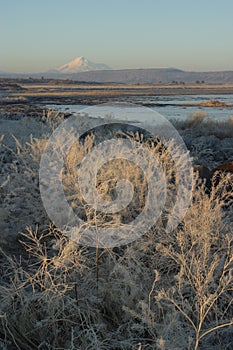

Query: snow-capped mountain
[{"left": 56, "top": 56, "right": 110, "bottom": 74}]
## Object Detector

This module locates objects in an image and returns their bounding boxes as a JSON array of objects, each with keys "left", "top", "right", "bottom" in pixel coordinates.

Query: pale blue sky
[{"left": 1, "top": 0, "right": 233, "bottom": 73}]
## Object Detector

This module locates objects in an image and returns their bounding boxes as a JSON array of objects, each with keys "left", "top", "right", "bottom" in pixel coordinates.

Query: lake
[{"left": 45, "top": 94, "right": 233, "bottom": 123}]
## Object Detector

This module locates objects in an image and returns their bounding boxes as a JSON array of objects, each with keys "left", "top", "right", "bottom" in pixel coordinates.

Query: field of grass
[{"left": 0, "top": 110, "right": 232, "bottom": 349}]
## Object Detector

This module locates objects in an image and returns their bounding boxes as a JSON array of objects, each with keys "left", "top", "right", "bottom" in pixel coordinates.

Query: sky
[{"left": 1, "top": 0, "right": 233, "bottom": 73}]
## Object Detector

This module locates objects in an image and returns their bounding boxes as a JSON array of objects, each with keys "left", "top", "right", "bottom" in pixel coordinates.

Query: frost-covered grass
[
  {"left": 0, "top": 110, "right": 232, "bottom": 350},
  {"left": 172, "top": 112, "right": 233, "bottom": 139}
]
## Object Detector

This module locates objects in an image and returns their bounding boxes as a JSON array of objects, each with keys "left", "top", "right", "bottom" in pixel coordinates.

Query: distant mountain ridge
[
  {"left": 68, "top": 68, "right": 233, "bottom": 83},
  {"left": 1, "top": 57, "right": 233, "bottom": 83}
]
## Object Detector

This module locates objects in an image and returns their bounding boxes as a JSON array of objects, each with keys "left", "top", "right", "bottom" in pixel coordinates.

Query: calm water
[{"left": 46, "top": 94, "right": 233, "bottom": 123}]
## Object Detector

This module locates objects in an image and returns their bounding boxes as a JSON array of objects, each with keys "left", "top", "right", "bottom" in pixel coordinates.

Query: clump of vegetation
[
  {"left": 199, "top": 100, "right": 229, "bottom": 107},
  {"left": 172, "top": 113, "right": 233, "bottom": 140}
]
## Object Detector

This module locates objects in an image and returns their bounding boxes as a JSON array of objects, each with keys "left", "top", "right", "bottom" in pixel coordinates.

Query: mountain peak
[{"left": 56, "top": 56, "right": 110, "bottom": 74}]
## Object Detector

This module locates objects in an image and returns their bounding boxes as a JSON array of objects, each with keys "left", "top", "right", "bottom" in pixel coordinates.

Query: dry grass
[
  {"left": 0, "top": 111, "right": 232, "bottom": 349},
  {"left": 155, "top": 179, "right": 233, "bottom": 350}
]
